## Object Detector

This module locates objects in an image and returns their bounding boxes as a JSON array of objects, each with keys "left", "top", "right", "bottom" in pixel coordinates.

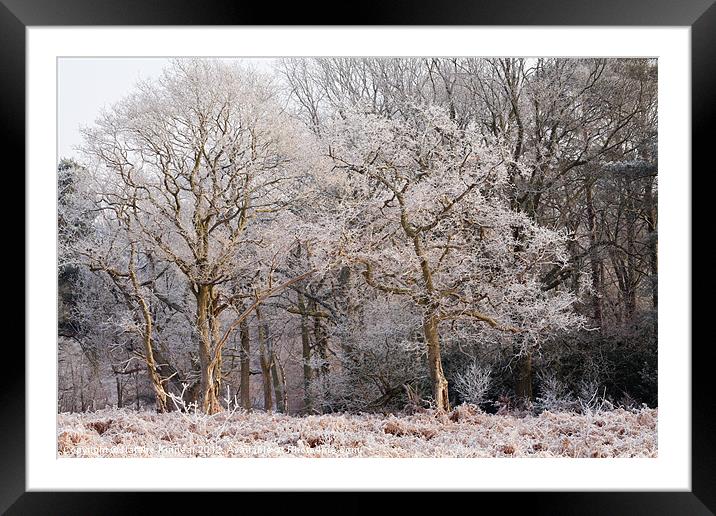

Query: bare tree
[{"left": 80, "top": 59, "right": 311, "bottom": 413}]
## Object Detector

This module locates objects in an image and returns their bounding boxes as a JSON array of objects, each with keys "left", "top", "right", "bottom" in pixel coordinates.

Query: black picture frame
[{"left": 5, "top": 0, "right": 712, "bottom": 513}]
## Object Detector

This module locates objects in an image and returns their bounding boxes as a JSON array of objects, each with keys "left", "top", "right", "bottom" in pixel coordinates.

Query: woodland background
[{"left": 57, "top": 57, "right": 658, "bottom": 419}]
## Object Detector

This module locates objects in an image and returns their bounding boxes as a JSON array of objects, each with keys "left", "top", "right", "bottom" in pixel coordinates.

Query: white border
[{"left": 27, "top": 27, "right": 691, "bottom": 491}]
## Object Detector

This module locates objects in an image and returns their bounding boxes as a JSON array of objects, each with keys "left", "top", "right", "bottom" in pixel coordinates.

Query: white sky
[{"left": 57, "top": 57, "right": 275, "bottom": 160}]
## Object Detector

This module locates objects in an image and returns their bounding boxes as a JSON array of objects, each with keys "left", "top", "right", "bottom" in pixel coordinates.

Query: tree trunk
[
  {"left": 239, "top": 313, "right": 251, "bottom": 410},
  {"left": 197, "top": 284, "right": 221, "bottom": 414},
  {"left": 128, "top": 244, "right": 168, "bottom": 413},
  {"left": 152, "top": 347, "right": 185, "bottom": 411},
  {"left": 337, "top": 266, "right": 354, "bottom": 356},
  {"left": 510, "top": 216, "right": 535, "bottom": 404},
  {"left": 116, "top": 377, "right": 123, "bottom": 409},
  {"left": 644, "top": 177, "right": 658, "bottom": 338},
  {"left": 141, "top": 323, "right": 168, "bottom": 413},
  {"left": 586, "top": 181, "right": 603, "bottom": 325},
  {"left": 134, "top": 371, "right": 139, "bottom": 410},
  {"left": 515, "top": 350, "right": 533, "bottom": 402},
  {"left": 271, "top": 352, "right": 287, "bottom": 413},
  {"left": 297, "top": 288, "right": 314, "bottom": 413},
  {"left": 423, "top": 311, "right": 449, "bottom": 412},
  {"left": 624, "top": 181, "right": 638, "bottom": 318},
  {"left": 256, "top": 305, "right": 273, "bottom": 411},
  {"left": 644, "top": 178, "right": 658, "bottom": 311},
  {"left": 310, "top": 298, "right": 329, "bottom": 378}
]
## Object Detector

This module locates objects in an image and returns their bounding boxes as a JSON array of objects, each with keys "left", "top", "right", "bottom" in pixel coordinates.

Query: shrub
[{"left": 453, "top": 362, "right": 492, "bottom": 406}]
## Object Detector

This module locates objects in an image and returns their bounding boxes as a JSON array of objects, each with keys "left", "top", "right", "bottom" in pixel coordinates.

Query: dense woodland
[{"left": 58, "top": 57, "right": 657, "bottom": 417}]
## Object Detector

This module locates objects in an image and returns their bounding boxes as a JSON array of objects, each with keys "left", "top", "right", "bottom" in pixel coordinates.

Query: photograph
[{"left": 56, "top": 56, "right": 658, "bottom": 459}]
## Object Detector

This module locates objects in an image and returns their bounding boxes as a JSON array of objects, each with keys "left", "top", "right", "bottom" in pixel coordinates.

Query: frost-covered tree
[
  {"left": 325, "top": 104, "right": 584, "bottom": 411},
  {"left": 78, "top": 59, "right": 311, "bottom": 413}
]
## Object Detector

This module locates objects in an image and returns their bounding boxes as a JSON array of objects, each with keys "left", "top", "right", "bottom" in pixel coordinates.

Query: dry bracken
[{"left": 57, "top": 406, "right": 657, "bottom": 458}]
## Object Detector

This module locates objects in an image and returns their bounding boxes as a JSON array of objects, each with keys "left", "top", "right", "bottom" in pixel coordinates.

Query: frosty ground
[{"left": 57, "top": 405, "right": 657, "bottom": 458}]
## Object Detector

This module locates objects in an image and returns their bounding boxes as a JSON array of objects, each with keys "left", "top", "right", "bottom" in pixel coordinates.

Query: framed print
[{"left": 6, "top": 0, "right": 713, "bottom": 513}]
